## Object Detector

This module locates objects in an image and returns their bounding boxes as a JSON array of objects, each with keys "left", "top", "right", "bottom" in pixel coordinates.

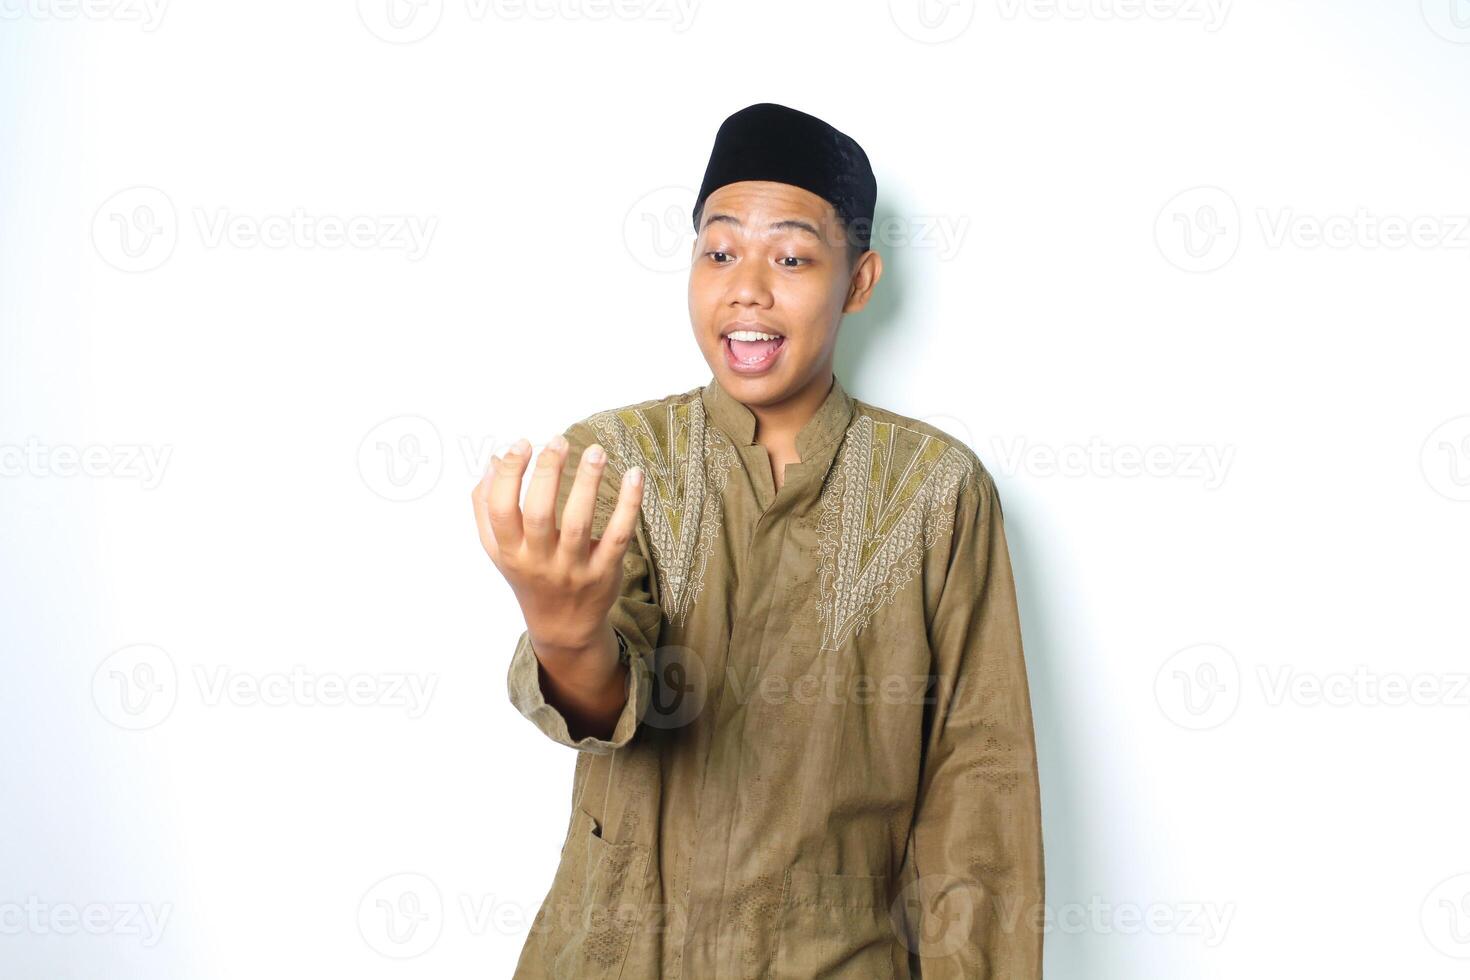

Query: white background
[{"left": 3, "top": 0, "right": 1469, "bottom": 976}]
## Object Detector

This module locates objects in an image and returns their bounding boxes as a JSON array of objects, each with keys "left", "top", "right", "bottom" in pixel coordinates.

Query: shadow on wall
[{"left": 835, "top": 198, "right": 908, "bottom": 385}]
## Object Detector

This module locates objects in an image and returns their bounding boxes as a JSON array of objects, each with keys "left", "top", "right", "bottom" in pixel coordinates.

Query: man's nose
[{"left": 727, "top": 255, "right": 773, "bottom": 307}]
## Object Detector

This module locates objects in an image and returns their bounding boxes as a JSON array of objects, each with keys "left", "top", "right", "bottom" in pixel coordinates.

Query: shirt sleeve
[
  {"left": 903, "top": 465, "right": 1045, "bottom": 978},
  {"left": 505, "top": 419, "right": 663, "bottom": 754}
]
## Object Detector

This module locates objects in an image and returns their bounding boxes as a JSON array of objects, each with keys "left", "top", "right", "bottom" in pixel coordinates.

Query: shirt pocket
[
  {"left": 550, "top": 805, "right": 650, "bottom": 979},
  {"left": 771, "top": 868, "right": 900, "bottom": 979}
]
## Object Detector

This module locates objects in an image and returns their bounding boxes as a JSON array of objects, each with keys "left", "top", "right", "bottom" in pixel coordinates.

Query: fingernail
[
  {"left": 549, "top": 434, "right": 568, "bottom": 453},
  {"left": 512, "top": 437, "right": 531, "bottom": 455},
  {"left": 585, "top": 444, "right": 605, "bottom": 464},
  {"left": 488, "top": 454, "right": 500, "bottom": 472},
  {"left": 624, "top": 466, "right": 642, "bottom": 485}
]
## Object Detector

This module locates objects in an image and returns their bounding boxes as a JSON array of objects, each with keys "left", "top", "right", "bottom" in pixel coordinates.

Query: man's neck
[{"left": 749, "top": 368, "right": 834, "bottom": 469}]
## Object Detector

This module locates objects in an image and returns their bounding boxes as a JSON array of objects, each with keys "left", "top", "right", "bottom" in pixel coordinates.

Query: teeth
[{"left": 726, "top": 329, "right": 782, "bottom": 341}]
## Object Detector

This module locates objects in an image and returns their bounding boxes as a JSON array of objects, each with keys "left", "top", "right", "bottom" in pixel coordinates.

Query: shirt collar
[{"left": 700, "top": 370, "right": 856, "bottom": 457}]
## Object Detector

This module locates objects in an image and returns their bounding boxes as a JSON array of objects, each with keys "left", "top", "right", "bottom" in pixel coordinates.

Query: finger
[
  {"left": 487, "top": 437, "right": 533, "bottom": 554},
  {"left": 557, "top": 441, "right": 607, "bottom": 563},
  {"left": 590, "top": 465, "right": 644, "bottom": 576},
  {"left": 471, "top": 454, "right": 502, "bottom": 562},
  {"left": 521, "top": 434, "right": 568, "bottom": 561}
]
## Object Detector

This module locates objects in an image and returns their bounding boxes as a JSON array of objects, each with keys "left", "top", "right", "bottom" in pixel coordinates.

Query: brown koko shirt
[{"left": 507, "top": 372, "right": 1044, "bottom": 979}]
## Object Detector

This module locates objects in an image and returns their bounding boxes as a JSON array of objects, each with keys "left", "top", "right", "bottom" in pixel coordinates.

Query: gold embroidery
[
  {"left": 584, "top": 394, "right": 737, "bottom": 628},
  {"left": 813, "top": 415, "right": 975, "bottom": 652}
]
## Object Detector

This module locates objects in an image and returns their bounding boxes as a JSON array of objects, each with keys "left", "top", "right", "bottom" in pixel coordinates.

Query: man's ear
[{"left": 843, "top": 250, "right": 883, "bottom": 313}]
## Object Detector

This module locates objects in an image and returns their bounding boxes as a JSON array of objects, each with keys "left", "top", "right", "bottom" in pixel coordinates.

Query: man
[{"left": 472, "top": 102, "right": 1044, "bottom": 979}]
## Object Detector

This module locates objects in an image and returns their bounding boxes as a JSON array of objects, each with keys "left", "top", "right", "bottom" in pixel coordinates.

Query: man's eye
[
  {"left": 707, "top": 251, "right": 732, "bottom": 263},
  {"left": 777, "top": 256, "right": 808, "bottom": 267}
]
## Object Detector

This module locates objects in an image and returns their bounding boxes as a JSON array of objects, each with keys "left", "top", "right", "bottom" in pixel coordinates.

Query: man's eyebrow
[{"left": 702, "top": 213, "right": 824, "bottom": 240}]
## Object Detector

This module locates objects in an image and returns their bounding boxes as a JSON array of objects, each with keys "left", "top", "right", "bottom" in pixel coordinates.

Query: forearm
[{"left": 527, "top": 620, "right": 628, "bottom": 742}]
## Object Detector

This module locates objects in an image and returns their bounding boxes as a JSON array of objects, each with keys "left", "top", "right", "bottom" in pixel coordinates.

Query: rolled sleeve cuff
[{"left": 507, "top": 628, "right": 649, "bottom": 754}]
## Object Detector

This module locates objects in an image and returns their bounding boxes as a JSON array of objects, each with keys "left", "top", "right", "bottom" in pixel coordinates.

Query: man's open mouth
[{"left": 722, "top": 326, "right": 786, "bottom": 368}]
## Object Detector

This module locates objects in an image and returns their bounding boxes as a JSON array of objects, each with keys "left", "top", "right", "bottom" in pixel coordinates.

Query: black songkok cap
[{"left": 693, "top": 102, "right": 877, "bottom": 253}]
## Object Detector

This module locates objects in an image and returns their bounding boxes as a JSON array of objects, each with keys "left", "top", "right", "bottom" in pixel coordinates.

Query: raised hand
[{"left": 472, "top": 433, "right": 644, "bottom": 737}]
